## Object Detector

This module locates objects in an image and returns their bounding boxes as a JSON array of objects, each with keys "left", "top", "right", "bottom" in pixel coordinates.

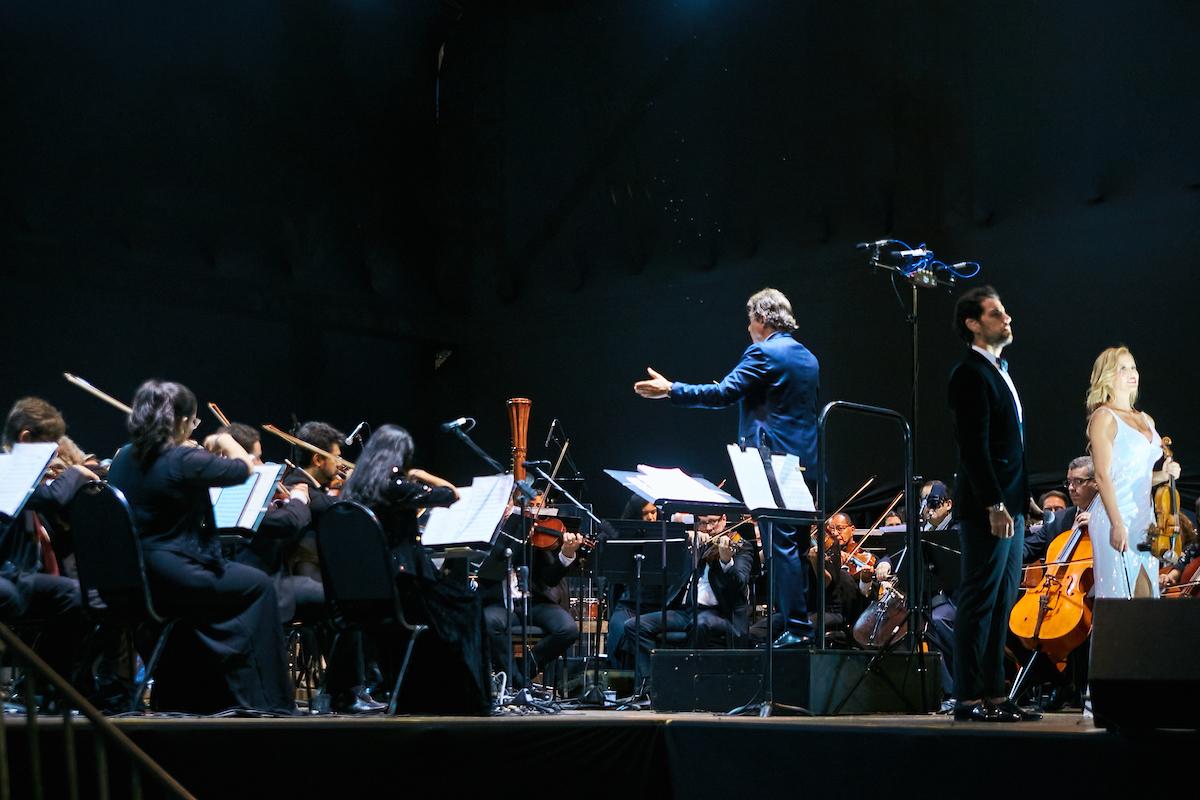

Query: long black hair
[
  {"left": 339, "top": 424, "right": 415, "bottom": 508},
  {"left": 128, "top": 380, "right": 197, "bottom": 466}
]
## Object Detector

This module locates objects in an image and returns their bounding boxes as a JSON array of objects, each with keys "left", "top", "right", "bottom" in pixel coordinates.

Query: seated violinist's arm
[{"left": 407, "top": 468, "right": 459, "bottom": 500}]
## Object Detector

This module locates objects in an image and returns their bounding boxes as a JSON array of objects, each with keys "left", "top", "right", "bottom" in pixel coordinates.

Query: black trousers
[
  {"left": 484, "top": 601, "right": 578, "bottom": 683},
  {"left": 143, "top": 550, "right": 294, "bottom": 715},
  {"left": 953, "top": 516, "right": 1023, "bottom": 700},
  {"left": 617, "top": 607, "right": 734, "bottom": 685}
]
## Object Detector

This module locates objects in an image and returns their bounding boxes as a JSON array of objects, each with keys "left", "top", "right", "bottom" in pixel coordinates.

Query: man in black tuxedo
[{"left": 947, "top": 286, "right": 1039, "bottom": 722}]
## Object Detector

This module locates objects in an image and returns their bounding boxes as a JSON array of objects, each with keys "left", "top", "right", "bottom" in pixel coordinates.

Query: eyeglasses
[
  {"left": 827, "top": 524, "right": 853, "bottom": 533},
  {"left": 697, "top": 517, "right": 724, "bottom": 529},
  {"left": 186, "top": 416, "right": 202, "bottom": 431},
  {"left": 1064, "top": 477, "right": 1094, "bottom": 488}
]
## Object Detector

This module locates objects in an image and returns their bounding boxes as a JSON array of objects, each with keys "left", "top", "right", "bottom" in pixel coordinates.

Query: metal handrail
[
  {"left": 0, "top": 621, "right": 195, "bottom": 800},
  {"left": 816, "top": 400, "right": 918, "bottom": 646}
]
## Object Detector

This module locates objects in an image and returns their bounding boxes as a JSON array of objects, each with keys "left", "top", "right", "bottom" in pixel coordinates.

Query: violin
[
  {"left": 700, "top": 529, "right": 746, "bottom": 565},
  {"left": 1163, "top": 558, "right": 1200, "bottom": 598},
  {"left": 1009, "top": 519, "right": 1093, "bottom": 670},
  {"left": 1149, "top": 437, "right": 1183, "bottom": 568}
]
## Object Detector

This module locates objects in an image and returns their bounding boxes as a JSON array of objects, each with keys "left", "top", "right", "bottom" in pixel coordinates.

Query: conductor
[{"left": 634, "top": 288, "right": 819, "bottom": 647}]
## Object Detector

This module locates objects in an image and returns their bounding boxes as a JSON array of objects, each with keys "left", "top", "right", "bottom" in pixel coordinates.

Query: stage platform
[{"left": 4, "top": 705, "right": 1191, "bottom": 800}]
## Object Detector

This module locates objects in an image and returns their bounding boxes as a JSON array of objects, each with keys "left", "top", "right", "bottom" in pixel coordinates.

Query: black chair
[
  {"left": 316, "top": 501, "right": 426, "bottom": 716},
  {"left": 69, "top": 481, "right": 177, "bottom": 712}
]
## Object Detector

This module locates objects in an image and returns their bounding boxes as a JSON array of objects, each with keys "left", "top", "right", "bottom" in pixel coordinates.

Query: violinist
[
  {"left": 0, "top": 397, "right": 91, "bottom": 707},
  {"left": 1160, "top": 496, "right": 1200, "bottom": 593},
  {"left": 480, "top": 517, "right": 583, "bottom": 691},
  {"left": 613, "top": 514, "right": 755, "bottom": 690},
  {"left": 809, "top": 513, "right": 872, "bottom": 642},
  {"left": 283, "top": 421, "right": 346, "bottom": 583},
  {"left": 215, "top": 423, "right": 323, "bottom": 624},
  {"left": 106, "top": 380, "right": 294, "bottom": 715},
  {"left": 338, "top": 425, "right": 490, "bottom": 714},
  {"left": 1085, "top": 347, "right": 1181, "bottom": 598}
]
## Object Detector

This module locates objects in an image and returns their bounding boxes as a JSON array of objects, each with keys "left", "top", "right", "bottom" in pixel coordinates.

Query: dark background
[{"left": 3, "top": 0, "right": 1198, "bottom": 521}]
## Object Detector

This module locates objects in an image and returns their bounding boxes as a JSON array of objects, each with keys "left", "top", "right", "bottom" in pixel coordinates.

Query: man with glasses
[
  {"left": 811, "top": 513, "right": 873, "bottom": 641},
  {"left": 1017, "top": 456, "right": 1097, "bottom": 710},
  {"left": 1024, "top": 456, "right": 1097, "bottom": 565},
  {"left": 613, "top": 514, "right": 755, "bottom": 690}
]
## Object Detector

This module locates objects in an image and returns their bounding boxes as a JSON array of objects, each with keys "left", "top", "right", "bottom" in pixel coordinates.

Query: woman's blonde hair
[{"left": 1086, "top": 346, "right": 1136, "bottom": 413}]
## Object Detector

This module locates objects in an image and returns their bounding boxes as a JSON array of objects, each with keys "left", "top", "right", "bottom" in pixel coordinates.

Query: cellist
[
  {"left": 1013, "top": 455, "right": 1098, "bottom": 711},
  {"left": 1024, "top": 456, "right": 1097, "bottom": 565}
]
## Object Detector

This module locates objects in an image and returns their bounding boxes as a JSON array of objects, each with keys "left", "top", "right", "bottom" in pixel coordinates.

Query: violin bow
[{"left": 63, "top": 373, "right": 131, "bottom": 414}]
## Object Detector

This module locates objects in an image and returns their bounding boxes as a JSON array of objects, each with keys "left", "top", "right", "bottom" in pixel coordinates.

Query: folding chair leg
[
  {"left": 135, "top": 619, "right": 176, "bottom": 710},
  {"left": 386, "top": 625, "right": 426, "bottom": 716}
]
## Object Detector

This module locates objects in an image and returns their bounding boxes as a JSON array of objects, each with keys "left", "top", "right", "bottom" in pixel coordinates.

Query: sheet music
[
  {"left": 726, "top": 445, "right": 815, "bottom": 512},
  {"left": 0, "top": 443, "right": 59, "bottom": 518},
  {"left": 771, "top": 453, "right": 814, "bottom": 511},
  {"left": 209, "top": 463, "right": 285, "bottom": 530},
  {"left": 421, "top": 473, "right": 514, "bottom": 548},
  {"left": 628, "top": 465, "right": 730, "bottom": 505}
]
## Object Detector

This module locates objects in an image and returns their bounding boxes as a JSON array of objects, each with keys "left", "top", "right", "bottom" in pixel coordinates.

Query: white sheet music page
[
  {"left": 421, "top": 473, "right": 515, "bottom": 548},
  {"left": 0, "top": 442, "right": 59, "bottom": 518},
  {"left": 726, "top": 446, "right": 815, "bottom": 512},
  {"left": 629, "top": 465, "right": 728, "bottom": 504},
  {"left": 772, "top": 453, "right": 814, "bottom": 511}
]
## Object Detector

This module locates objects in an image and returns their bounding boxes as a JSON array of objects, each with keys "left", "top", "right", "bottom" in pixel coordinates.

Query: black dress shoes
[
  {"left": 993, "top": 698, "right": 1043, "bottom": 721},
  {"left": 771, "top": 631, "right": 815, "bottom": 649},
  {"left": 953, "top": 700, "right": 1021, "bottom": 722},
  {"left": 334, "top": 685, "right": 387, "bottom": 714}
]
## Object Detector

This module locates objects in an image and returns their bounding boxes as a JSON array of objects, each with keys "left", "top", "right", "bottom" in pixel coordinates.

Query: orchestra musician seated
[
  {"left": 1014, "top": 456, "right": 1097, "bottom": 710},
  {"left": 809, "top": 513, "right": 873, "bottom": 645},
  {"left": 604, "top": 493, "right": 660, "bottom": 672},
  {"left": 1024, "top": 457, "right": 1097, "bottom": 566},
  {"left": 919, "top": 481, "right": 955, "bottom": 532},
  {"left": 479, "top": 518, "right": 583, "bottom": 692},
  {"left": 283, "top": 421, "right": 347, "bottom": 583},
  {"left": 0, "top": 397, "right": 93, "bottom": 709},
  {"left": 106, "top": 381, "right": 295, "bottom": 715},
  {"left": 612, "top": 514, "right": 755, "bottom": 692},
  {"left": 216, "top": 423, "right": 323, "bottom": 624},
  {"left": 337, "top": 425, "right": 491, "bottom": 714}
]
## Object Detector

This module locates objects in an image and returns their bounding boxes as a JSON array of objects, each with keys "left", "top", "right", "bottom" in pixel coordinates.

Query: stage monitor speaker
[
  {"left": 649, "top": 649, "right": 940, "bottom": 714},
  {"left": 1089, "top": 598, "right": 1200, "bottom": 730}
]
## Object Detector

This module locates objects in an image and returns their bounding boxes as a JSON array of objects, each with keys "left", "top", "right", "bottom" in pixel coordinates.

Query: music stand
[
  {"left": 605, "top": 467, "right": 746, "bottom": 695},
  {"left": 591, "top": 522, "right": 690, "bottom": 697}
]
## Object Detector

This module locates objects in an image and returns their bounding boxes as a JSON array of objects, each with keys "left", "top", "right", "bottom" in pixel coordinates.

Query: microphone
[
  {"left": 344, "top": 421, "right": 367, "bottom": 445},
  {"left": 440, "top": 417, "right": 476, "bottom": 433},
  {"left": 522, "top": 460, "right": 552, "bottom": 470},
  {"left": 856, "top": 239, "right": 892, "bottom": 250},
  {"left": 544, "top": 419, "right": 558, "bottom": 448},
  {"left": 891, "top": 247, "right": 931, "bottom": 258}
]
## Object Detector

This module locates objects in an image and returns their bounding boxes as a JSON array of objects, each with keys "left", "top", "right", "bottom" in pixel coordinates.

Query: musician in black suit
[
  {"left": 947, "top": 286, "right": 1038, "bottom": 722},
  {"left": 614, "top": 514, "right": 756, "bottom": 687}
]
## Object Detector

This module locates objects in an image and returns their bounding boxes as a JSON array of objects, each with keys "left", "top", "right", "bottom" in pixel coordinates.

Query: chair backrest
[
  {"left": 69, "top": 481, "right": 165, "bottom": 624},
  {"left": 317, "top": 501, "right": 413, "bottom": 632}
]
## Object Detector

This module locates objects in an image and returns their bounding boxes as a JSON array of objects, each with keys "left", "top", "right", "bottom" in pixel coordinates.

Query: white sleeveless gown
[{"left": 1087, "top": 408, "right": 1162, "bottom": 598}]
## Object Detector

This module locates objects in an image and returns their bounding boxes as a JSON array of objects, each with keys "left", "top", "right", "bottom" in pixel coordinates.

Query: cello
[{"left": 1008, "top": 517, "right": 1093, "bottom": 673}]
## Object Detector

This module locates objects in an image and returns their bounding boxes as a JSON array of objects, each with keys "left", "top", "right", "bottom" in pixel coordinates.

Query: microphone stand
[
  {"left": 523, "top": 462, "right": 614, "bottom": 707},
  {"left": 863, "top": 242, "right": 959, "bottom": 460}
]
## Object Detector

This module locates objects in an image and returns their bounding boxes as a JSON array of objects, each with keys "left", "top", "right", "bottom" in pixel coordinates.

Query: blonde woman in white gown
[{"left": 1085, "top": 347, "right": 1181, "bottom": 598}]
